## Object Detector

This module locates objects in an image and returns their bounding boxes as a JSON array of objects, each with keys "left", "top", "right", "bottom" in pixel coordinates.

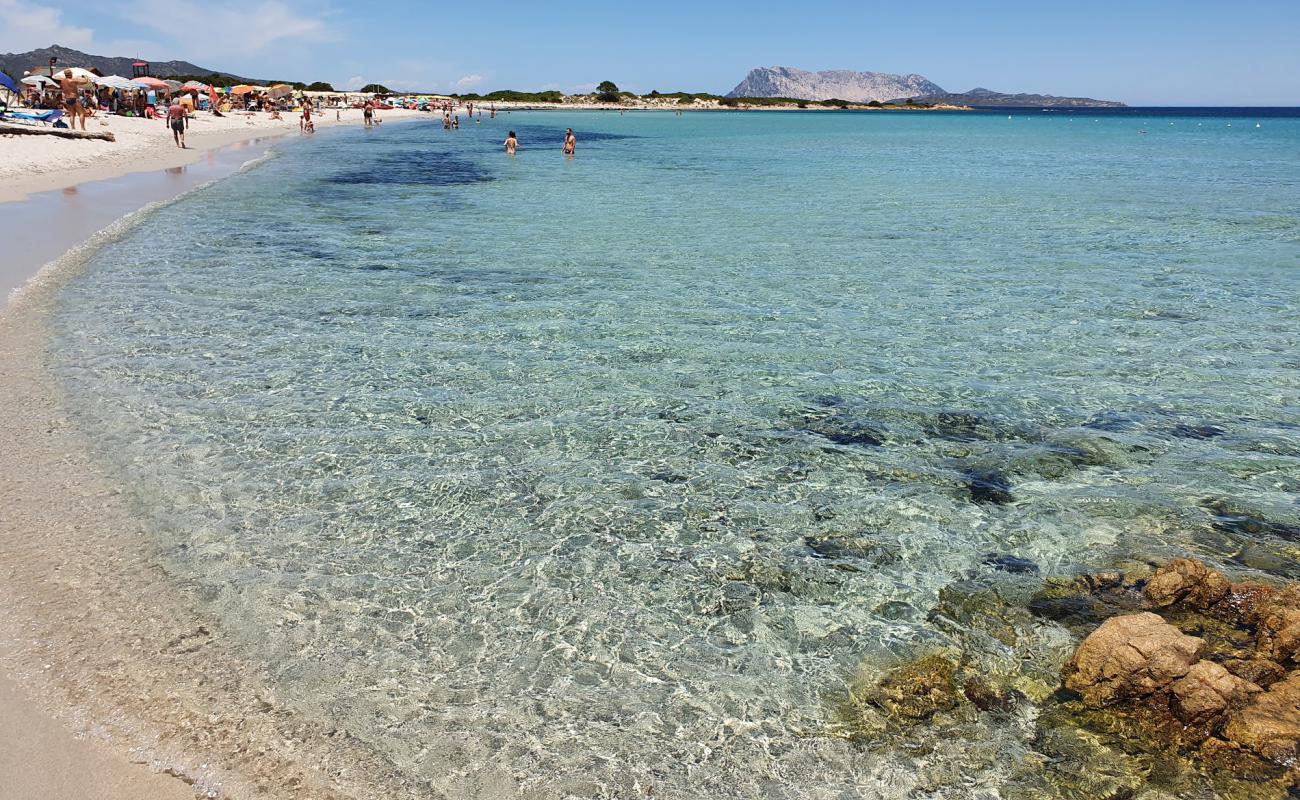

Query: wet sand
[
  {"left": 0, "top": 674, "right": 193, "bottom": 800},
  {"left": 0, "top": 136, "right": 279, "bottom": 304}
]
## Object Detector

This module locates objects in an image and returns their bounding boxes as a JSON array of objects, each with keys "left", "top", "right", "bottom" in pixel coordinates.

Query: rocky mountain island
[
  {"left": 729, "top": 66, "right": 1124, "bottom": 107},
  {"left": 728, "top": 67, "right": 942, "bottom": 103}
]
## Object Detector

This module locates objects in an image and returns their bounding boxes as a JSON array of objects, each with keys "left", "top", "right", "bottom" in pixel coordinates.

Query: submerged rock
[
  {"left": 873, "top": 654, "right": 961, "bottom": 719},
  {"left": 1252, "top": 586, "right": 1300, "bottom": 665},
  {"left": 1063, "top": 612, "right": 1205, "bottom": 707},
  {"left": 965, "top": 469, "right": 1014, "bottom": 505},
  {"left": 1222, "top": 658, "right": 1287, "bottom": 689},
  {"left": 1203, "top": 498, "right": 1300, "bottom": 543},
  {"left": 1169, "top": 660, "right": 1261, "bottom": 724},
  {"left": 1222, "top": 671, "right": 1300, "bottom": 768},
  {"left": 981, "top": 552, "right": 1040, "bottom": 575},
  {"left": 1028, "top": 569, "right": 1151, "bottom": 633}
]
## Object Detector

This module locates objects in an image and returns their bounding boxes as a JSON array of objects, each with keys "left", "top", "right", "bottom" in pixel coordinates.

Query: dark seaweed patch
[
  {"left": 327, "top": 150, "right": 493, "bottom": 186},
  {"left": 981, "top": 553, "right": 1040, "bottom": 575},
  {"left": 1172, "top": 423, "right": 1227, "bottom": 440},
  {"left": 965, "top": 470, "right": 1014, "bottom": 505},
  {"left": 1083, "top": 411, "right": 1143, "bottom": 433},
  {"left": 1203, "top": 499, "right": 1300, "bottom": 542},
  {"left": 804, "top": 421, "right": 885, "bottom": 448},
  {"left": 507, "top": 124, "right": 638, "bottom": 145},
  {"left": 924, "top": 411, "right": 1031, "bottom": 443}
]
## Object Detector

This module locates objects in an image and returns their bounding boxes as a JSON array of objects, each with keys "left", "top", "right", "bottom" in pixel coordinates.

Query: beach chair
[{"left": 0, "top": 108, "right": 64, "bottom": 126}]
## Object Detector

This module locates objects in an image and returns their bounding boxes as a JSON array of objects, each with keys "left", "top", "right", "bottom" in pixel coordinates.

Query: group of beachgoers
[{"left": 502, "top": 127, "right": 577, "bottom": 156}]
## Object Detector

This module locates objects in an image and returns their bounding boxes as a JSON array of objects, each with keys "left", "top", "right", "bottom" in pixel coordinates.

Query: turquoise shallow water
[{"left": 50, "top": 111, "right": 1300, "bottom": 797}]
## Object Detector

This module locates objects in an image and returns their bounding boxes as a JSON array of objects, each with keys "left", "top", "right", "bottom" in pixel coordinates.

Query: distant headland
[{"left": 728, "top": 66, "right": 1126, "bottom": 108}]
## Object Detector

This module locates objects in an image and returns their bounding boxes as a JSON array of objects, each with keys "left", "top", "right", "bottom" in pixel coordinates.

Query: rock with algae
[
  {"left": 873, "top": 654, "right": 961, "bottom": 719},
  {"left": 1221, "top": 670, "right": 1300, "bottom": 768}
]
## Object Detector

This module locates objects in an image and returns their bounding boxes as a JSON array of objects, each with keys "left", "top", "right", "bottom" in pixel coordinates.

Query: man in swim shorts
[
  {"left": 167, "top": 99, "right": 187, "bottom": 148},
  {"left": 58, "top": 70, "right": 83, "bottom": 130},
  {"left": 563, "top": 128, "right": 576, "bottom": 155}
]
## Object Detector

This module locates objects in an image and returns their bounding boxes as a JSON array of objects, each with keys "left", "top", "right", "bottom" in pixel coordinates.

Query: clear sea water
[{"left": 49, "top": 110, "right": 1300, "bottom": 798}]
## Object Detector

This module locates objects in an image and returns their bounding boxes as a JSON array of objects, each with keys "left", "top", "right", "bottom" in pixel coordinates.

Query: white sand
[{"left": 1, "top": 107, "right": 426, "bottom": 202}]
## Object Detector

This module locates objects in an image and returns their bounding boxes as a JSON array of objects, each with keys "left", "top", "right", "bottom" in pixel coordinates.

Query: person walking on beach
[
  {"left": 300, "top": 99, "right": 312, "bottom": 132},
  {"left": 562, "top": 128, "right": 576, "bottom": 156},
  {"left": 58, "top": 70, "right": 84, "bottom": 131},
  {"left": 363, "top": 100, "right": 374, "bottom": 127},
  {"left": 167, "top": 99, "right": 187, "bottom": 148},
  {"left": 504, "top": 130, "right": 517, "bottom": 155}
]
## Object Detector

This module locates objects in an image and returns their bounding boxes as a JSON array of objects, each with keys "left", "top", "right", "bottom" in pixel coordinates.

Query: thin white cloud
[
  {"left": 0, "top": 0, "right": 95, "bottom": 52},
  {"left": 120, "top": 0, "right": 336, "bottom": 60},
  {"left": 454, "top": 74, "right": 483, "bottom": 89},
  {"left": 342, "top": 74, "right": 365, "bottom": 90}
]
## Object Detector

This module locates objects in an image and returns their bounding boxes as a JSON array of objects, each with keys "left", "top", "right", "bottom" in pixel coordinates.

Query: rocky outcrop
[
  {"left": 727, "top": 66, "right": 942, "bottom": 102},
  {"left": 1144, "top": 558, "right": 1231, "bottom": 610},
  {"left": 1063, "top": 612, "right": 1204, "bottom": 706},
  {"left": 1252, "top": 586, "right": 1300, "bottom": 664},
  {"left": 1222, "top": 671, "right": 1300, "bottom": 766},
  {"left": 836, "top": 557, "right": 1300, "bottom": 798},
  {"left": 1170, "top": 661, "right": 1260, "bottom": 724},
  {"left": 1047, "top": 558, "right": 1300, "bottom": 794}
]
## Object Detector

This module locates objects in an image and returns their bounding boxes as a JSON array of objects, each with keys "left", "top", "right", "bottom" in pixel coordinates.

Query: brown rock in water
[
  {"left": 1223, "top": 671, "right": 1300, "bottom": 767},
  {"left": 1169, "top": 660, "right": 1261, "bottom": 724},
  {"left": 1222, "top": 582, "right": 1278, "bottom": 625},
  {"left": 1144, "top": 559, "right": 1231, "bottom": 610},
  {"left": 1064, "top": 612, "right": 1205, "bottom": 707},
  {"left": 874, "top": 654, "right": 960, "bottom": 719},
  {"left": 1224, "top": 658, "right": 1288, "bottom": 689},
  {"left": 1253, "top": 586, "right": 1300, "bottom": 665}
]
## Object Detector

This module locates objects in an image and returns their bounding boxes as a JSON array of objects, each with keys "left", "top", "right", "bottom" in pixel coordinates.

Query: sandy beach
[{"left": 1, "top": 107, "right": 427, "bottom": 203}]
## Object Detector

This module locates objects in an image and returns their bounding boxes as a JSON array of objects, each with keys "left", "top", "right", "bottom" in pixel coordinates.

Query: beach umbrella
[
  {"left": 131, "top": 75, "right": 169, "bottom": 90},
  {"left": 267, "top": 83, "right": 292, "bottom": 99},
  {"left": 0, "top": 71, "right": 16, "bottom": 94},
  {"left": 163, "top": 79, "right": 182, "bottom": 91},
  {"left": 53, "top": 66, "right": 99, "bottom": 81},
  {"left": 21, "top": 75, "right": 57, "bottom": 87},
  {"left": 95, "top": 75, "right": 138, "bottom": 89},
  {"left": 181, "top": 80, "right": 208, "bottom": 91},
  {"left": 229, "top": 85, "right": 255, "bottom": 95}
]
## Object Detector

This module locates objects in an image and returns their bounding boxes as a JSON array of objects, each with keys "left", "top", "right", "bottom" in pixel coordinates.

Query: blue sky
[{"left": 1, "top": 0, "right": 1297, "bottom": 104}]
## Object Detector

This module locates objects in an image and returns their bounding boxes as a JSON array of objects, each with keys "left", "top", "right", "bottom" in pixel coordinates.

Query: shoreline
[
  {"left": 0, "top": 127, "right": 422, "bottom": 800},
  {"left": 0, "top": 107, "right": 428, "bottom": 204}
]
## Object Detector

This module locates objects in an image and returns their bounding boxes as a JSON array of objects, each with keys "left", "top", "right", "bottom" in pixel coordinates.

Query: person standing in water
[
  {"left": 562, "top": 128, "right": 576, "bottom": 155},
  {"left": 504, "top": 130, "right": 517, "bottom": 155}
]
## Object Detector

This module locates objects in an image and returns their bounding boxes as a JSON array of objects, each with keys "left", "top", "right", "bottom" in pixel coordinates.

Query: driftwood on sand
[{"left": 0, "top": 123, "right": 115, "bottom": 142}]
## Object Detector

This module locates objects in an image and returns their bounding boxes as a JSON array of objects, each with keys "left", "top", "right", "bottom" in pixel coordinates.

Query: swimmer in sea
[{"left": 504, "top": 130, "right": 518, "bottom": 155}]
